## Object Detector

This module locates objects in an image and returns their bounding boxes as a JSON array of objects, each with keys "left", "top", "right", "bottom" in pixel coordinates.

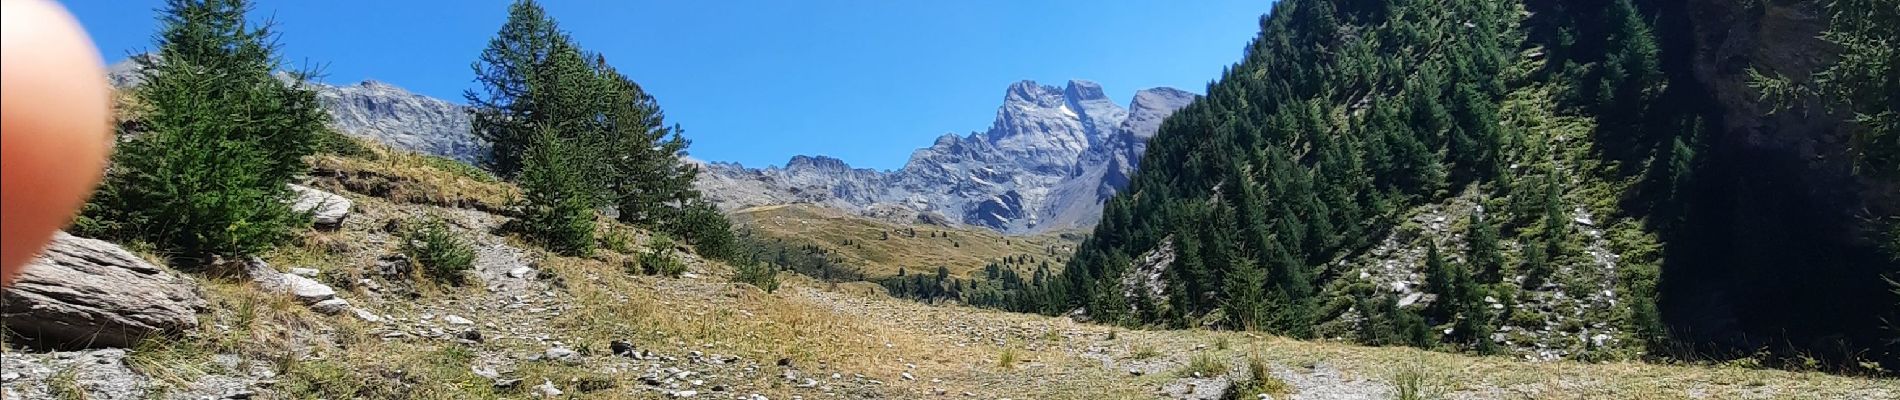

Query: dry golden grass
[
  {"left": 123, "top": 278, "right": 333, "bottom": 394},
  {"left": 306, "top": 141, "right": 517, "bottom": 213},
  {"left": 80, "top": 139, "right": 1894, "bottom": 400},
  {"left": 105, "top": 211, "right": 1898, "bottom": 400},
  {"left": 732, "top": 204, "right": 1081, "bottom": 278},
  {"left": 531, "top": 254, "right": 997, "bottom": 397},
  {"left": 46, "top": 365, "right": 87, "bottom": 400},
  {"left": 1121, "top": 329, "right": 1900, "bottom": 400}
]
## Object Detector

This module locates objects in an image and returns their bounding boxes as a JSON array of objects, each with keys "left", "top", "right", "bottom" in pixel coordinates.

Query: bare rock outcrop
[
  {"left": 0, "top": 232, "right": 205, "bottom": 348},
  {"left": 289, "top": 183, "right": 352, "bottom": 229}
]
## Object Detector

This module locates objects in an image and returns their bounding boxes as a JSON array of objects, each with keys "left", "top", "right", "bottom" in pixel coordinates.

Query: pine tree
[
  {"left": 1602, "top": 0, "right": 1662, "bottom": 116},
  {"left": 467, "top": 0, "right": 566, "bottom": 177},
  {"left": 1223, "top": 244, "right": 1271, "bottom": 331},
  {"left": 517, "top": 128, "right": 597, "bottom": 256},
  {"left": 1172, "top": 207, "right": 1213, "bottom": 318},
  {"left": 1814, "top": 0, "right": 1900, "bottom": 175},
  {"left": 1089, "top": 275, "right": 1130, "bottom": 325},
  {"left": 1467, "top": 208, "right": 1505, "bottom": 283},
  {"left": 81, "top": 0, "right": 325, "bottom": 263},
  {"left": 1202, "top": 202, "right": 1262, "bottom": 330},
  {"left": 1655, "top": 134, "right": 1696, "bottom": 226},
  {"left": 1449, "top": 266, "right": 1495, "bottom": 354},
  {"left": 1352, "top": 287, "right": 1397, "bottom": 346},
  {"left": 1447, "top": 83, "right": 1503, "bottom": 180},
  {"left": 527, "top": 40, "right": 613, "bottom": 201},
  {"left": 1407, "top": 65, "right": 1454, "bottom": 148},
  {"left": 1423, "top": 240, "right": 1479, "bottom": 330},
  {"left": 1525, "top": 173, "right": 1566, "bottom": 287},
  {"left": 1421, "top": 235, "right": 1494, "bottom": 352},
  {"left": 1367, "top": 99, "right": 1443, "bottom": 197},
  {"left": 1424, "top": 241, "right": 1453, "bottom": 313},
  {"left": 1133, "top": 283, "right": 1162, "bottom": 323},
  {"left": 468, "top": 1, "right": 729, "bottom": 260},
  {"left": 1264, "top": 236, "right": 1316, "bottom": 338},
  {"left": 597, "top": 64, "right": 700, "bottom": 230}
]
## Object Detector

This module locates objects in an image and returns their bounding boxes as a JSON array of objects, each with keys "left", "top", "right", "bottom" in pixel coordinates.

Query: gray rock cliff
[
  {"left": 107, "top": 58, "right": 480, "bottom": 163},
  {"left": 697, "top": 80, "right": 1196, "bottom": 233}
]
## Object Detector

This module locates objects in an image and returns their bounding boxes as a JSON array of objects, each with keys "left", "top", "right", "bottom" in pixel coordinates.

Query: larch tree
[{"left": 80, "top": 0, "right": 326, "bottom": 264}]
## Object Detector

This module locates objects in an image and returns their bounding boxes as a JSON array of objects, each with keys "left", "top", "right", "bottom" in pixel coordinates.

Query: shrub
[
  {"left": 639, "top": 249, "right": 685, "bottom": 278},
  {"left": 1392, "top": 360, "right": 1441, "bottom": 400},
  {"left": 1181, "top": 352, "right": 1229, "bottom": 378},
  {"left": 638, "top": 235, "right": 686, "bottom": 277},
  {"left": 600, "top": 224, "right": 637, "bottom": 254},
  {"left": 672, "top": 201, "right": 736, "bottom": 261},
  {"left": 400, "top": 216, "right": 476, "bottom": 285},
  {"left": 1222, "top": 356, "right": 1292, "bottom": 400},
  {"left": 1130, "top": 345, "right": 1162, "bottom": 360},
  {"left": 733, "top": 260, "right": 779, "bottom": 293}
]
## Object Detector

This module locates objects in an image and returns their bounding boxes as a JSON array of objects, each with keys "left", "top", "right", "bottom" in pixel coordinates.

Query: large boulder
[
  {"left": 0, "top": 232, "right": 205, "bottom": 348},
  {"left": 289, "top": 183, "right": 352, "bottom": 229}
]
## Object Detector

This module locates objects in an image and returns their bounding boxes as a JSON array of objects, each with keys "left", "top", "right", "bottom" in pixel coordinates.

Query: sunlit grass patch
[{"left": 307, "top": 139, "right": 517, "bottom": 212}]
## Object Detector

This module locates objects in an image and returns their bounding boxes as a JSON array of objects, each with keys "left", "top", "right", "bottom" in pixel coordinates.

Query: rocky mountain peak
[
  {"left": 356, "top": 79, "right": 399, "bottom": 89},
  {"left": 932, "top": 133, "right": 965, "bottom": 147},
  {"left": 1064, "top": 79, "right": 1129, "bottom": 148},
  {"left": 1123, "top": 87, "right": 1199, "bottom": 141},
  {"left": 984, "top": 79, "right": 1125, "bottom": 174},
  {"left": 784, "top": 155, "right": 855, "bottom": 173},
  {"left": 699, "top": 80, "right": 1198, "bottom": 233},
  {"left": 1063, "top": 79, "right": 1110, "bottom": 102},
  {"left": 1003, "top": 80, "right": 1068, "bottom": 108}
]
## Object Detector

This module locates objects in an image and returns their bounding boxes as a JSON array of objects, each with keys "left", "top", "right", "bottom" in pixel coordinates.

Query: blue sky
[{"left": 64, "top": 0, "right": 1267, "bottom": 170}]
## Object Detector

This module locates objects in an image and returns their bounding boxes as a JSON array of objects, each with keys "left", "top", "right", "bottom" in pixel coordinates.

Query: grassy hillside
[
  {"left": 730, "top": 204, "right": 1081, "bottom": 279},
  {"left": 8, "top": 137, "right": 1894, "bottom": 399}
]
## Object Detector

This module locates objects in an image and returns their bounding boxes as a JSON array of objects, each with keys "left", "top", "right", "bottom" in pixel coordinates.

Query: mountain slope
[
  {"left": 696, "top": 80, "right": 1197, "bottom": 233},
  {"left": 108, "top": 58, "right": 481, "bottom": 163},
  {"left": 729, "top": 204, "right": 1080, "bottom": 280},
  {"left": 315, "top": 80, "right": 479, "bottom": 163},
  {"left": 960, "top": 0, "right": 1900, "bottom": 370}
]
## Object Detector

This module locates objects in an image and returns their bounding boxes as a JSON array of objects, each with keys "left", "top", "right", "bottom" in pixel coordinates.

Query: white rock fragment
[
  {"left": 351, "top": 307, "right": 384, "bottom": 323},
  {"left": 508, "top": 267, "right": 534, "bottom": 278},
  {"left": 533, "top": 380, "right": 562, "bottom": 398},
  {"left": 311, "top": 298, "right": 351, "bottom": 315}
]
